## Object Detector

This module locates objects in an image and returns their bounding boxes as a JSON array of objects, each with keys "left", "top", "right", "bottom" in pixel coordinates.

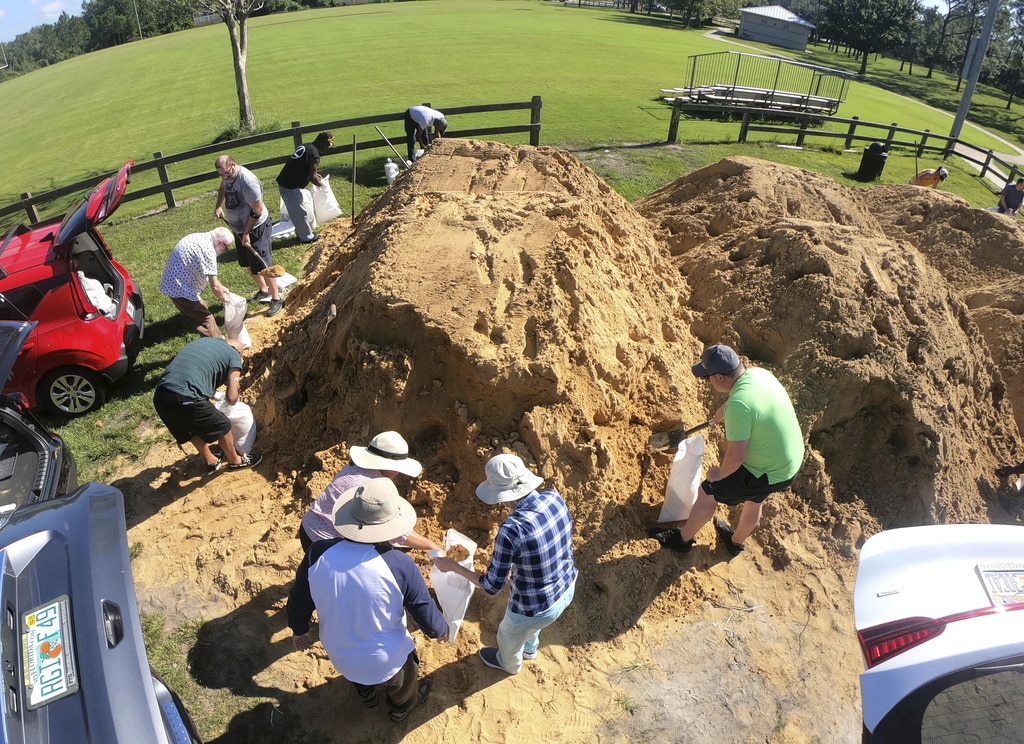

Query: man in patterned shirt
[
  {"left": 159, "top": 226, "right": 235, "bottom": 338},
  {"left": 433, "top": 453, "right": 577, "bottom": 674}
]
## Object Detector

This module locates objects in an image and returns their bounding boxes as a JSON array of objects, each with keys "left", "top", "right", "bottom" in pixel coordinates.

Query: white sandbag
[
  {"left": 78, "top": 271, "right": 116, "bottom": 318},
  {"left": 429, "top": 529, "right": 478, "bottom": 644},
  {"left": 214, "top": 395, "right": 256, "bottom": 456},
  {"left": 658, "top": 434, "right": 705, "bottom": 523},
  {"left": 310, "top": 175, "right": 343, "bottom": 223},
  {"left": 276, "top": 272, "right": 298, "bottom": 291},
  {"left": 222, "top": 292, "right": 251, "bottom": 350},
  {"left": 384, "top": 158, "right": 400, "bottom": 185}
]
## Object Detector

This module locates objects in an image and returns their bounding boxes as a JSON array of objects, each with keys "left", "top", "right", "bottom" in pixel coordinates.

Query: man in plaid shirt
[{"left": 433, "top": 453, "right": 577, "bottom": 674}]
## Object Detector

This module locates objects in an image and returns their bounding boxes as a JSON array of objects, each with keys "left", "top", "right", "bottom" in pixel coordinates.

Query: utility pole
[
  {"left": 131, "top": 0, "right": 144, "bottom": 41},
  {"left": 948, "top": 0, "right": 1001, "bottom": 143}
]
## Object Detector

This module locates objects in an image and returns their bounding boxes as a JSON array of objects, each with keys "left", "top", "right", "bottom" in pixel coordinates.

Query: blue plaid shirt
[{"left": 480, "top": 488, "right": 578, "bottom": 616}]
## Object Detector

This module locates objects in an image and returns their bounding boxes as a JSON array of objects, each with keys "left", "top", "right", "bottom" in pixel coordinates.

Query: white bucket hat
[
  {"left": 350, "top": 431, "right": 422, "bottom": 477},
  {"left": 475, "top": 454, "right": 544, "bottom": 505},
  {"left": 332, "top": 477, "right": 417, "bottom": 544}
]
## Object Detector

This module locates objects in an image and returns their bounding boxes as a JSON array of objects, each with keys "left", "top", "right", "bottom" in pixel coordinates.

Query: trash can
[{"left": 857, "top": 141, "right": 888, "bottom": 181}]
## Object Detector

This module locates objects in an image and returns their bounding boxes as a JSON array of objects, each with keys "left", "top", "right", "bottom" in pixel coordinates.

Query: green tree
[
  {"left": 823, "top": 0, "right": 920, "bottom": 75},
  {"left": 174, "top": 0, "right": 265, "bottom": 130}
]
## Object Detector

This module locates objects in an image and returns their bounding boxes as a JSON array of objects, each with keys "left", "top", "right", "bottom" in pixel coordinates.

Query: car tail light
[{"left": 859, "top": 603, "right": 1024, "bottom": 668}]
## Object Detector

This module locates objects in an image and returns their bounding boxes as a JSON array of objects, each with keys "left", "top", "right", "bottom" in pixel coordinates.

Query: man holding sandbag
[{"left": 650, "top": 344, "right": 804, "bottom": 557}]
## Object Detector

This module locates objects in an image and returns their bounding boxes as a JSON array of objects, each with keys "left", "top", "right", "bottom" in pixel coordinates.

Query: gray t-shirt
[{"left": 222, "top": 166, "right": 269, "bottom": 234}]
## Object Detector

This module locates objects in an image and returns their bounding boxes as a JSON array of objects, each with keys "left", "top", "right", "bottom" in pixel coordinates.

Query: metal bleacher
[{"left": 660, "top": 51, "right": 851, "bottom": 116}]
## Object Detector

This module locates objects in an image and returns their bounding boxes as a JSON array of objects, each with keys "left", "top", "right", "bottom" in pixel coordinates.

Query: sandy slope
[{"left": 120, "top": 141, "right": 1024, "bottom": 744}]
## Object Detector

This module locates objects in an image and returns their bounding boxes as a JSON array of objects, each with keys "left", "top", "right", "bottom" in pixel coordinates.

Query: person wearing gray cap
[
  {"left": 432, "top": 453, "right": 577, "bottom": 674},
  {"left": 650, "top": 344, "right": 804, "bottom": 557},
  {"left": 298, "top": 431, "right": 441, "bottom": 553},
  {"left": 287, "top": 478, "right": 448, "bottom": 722}
]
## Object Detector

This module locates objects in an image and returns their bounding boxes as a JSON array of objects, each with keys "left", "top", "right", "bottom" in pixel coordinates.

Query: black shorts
[
  {"left": 153, "top": 388, "right": 230, "bottom": 445},
  {"left": 702, "top": 466, "right": 796, "bottom": 507},
  {"left": 234, "top": 221, "right": 272, "bottom": 274}
]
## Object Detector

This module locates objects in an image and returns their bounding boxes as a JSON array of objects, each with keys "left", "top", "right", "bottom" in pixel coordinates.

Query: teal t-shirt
[
  {"left": 158, "top": 337, "right": 242, "bottom": 401},
  {"left": 724, "top": 367, "right": 804, "bottom": 484}
]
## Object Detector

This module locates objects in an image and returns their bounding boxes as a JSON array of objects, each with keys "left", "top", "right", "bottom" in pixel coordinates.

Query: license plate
[
  {"left": 979, "top": 563, "right": 1024, "bottom": 607},
  {"left": 124, "top": 298, "right": 135, "bottom": 320},
  {"left": 22, "top": 596, "right": 78, "bottom": 709}
]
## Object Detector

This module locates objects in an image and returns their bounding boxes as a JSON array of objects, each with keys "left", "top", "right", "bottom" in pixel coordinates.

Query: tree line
[{"left": 0, "top": 0, "right": 339, "bottom": 81}]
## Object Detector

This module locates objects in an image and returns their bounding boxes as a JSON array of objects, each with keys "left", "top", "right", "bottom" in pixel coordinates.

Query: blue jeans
[
  {"left": 495, "top": 580, "right": 576, "bottom": 672},
  {"left": 279, "top": 185, "right": 315, "bottom": 241}
]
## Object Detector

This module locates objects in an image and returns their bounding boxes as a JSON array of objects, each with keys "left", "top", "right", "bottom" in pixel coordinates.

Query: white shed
[{"left": 738, "top": 5, "right": 814, "bottom": 52}]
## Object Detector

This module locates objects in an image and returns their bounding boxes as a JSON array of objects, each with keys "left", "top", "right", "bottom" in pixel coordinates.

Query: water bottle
[{"left": 384, "top": 158, "right": 399, "bottom": 185}]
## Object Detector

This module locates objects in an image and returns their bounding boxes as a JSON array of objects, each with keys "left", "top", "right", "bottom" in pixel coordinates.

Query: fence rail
[
  {"left": 666, "top": 99, "right": 1021, "bottom": 191},
  {"left": 1, "top": 97, "right": 543, "bottom": 225}
]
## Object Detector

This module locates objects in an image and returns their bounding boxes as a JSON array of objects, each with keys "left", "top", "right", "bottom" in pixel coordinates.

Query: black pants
[
  {"left": 403, "top": 111, "right": 422, "bottom": 161},
  {"left": 352, "top": 649, "right": 419, "bottom": 716}
]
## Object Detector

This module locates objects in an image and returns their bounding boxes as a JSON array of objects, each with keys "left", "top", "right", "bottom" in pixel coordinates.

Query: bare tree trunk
[{"left": 222, "top": 12, "right": 254, "bottom": 130}]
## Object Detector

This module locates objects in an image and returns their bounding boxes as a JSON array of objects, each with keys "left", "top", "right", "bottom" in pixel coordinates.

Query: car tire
[{"left": 39, "top": 367, "right": 107, "bottom": 416}]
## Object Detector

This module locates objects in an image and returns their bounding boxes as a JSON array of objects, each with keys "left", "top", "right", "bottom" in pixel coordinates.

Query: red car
[{"left": 0, "top": 161, "right": 144, "bottom": 416}]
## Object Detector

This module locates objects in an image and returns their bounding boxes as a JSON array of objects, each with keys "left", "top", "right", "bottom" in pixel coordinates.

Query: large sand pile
[{"left": 120, "top": 143, "right": 1024, "bottom": 744}]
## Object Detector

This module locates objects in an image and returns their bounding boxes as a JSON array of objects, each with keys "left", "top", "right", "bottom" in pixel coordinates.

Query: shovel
[
  {"left": 647, "top": 419, "right": 715, "bottom": 452},
  {"left": 286, "top": 303, "right": 336, "bottom": 415}
]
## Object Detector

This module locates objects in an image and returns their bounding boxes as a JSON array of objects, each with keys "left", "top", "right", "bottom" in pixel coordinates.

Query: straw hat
[
  {"left": 332, "top": 478, "right": 417, "bottom": 544},
  {"left": 350, "top": 431, "right": 422, "bottom": 477},
  {"left": 475, "top": 454, "right": 544, "bottom": 505}
]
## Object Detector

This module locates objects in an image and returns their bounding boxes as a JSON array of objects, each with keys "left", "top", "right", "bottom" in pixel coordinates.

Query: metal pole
[
  {"left": 948, "top": 0, "right": 1000, "bottom": 143},
  {"left": 131, "top": 0, "right": 144, "bottom": 40},
  {"left": 351, "top": 135, "right": 357, "bottom": 223},
  {"left": 374, "top": 125, "right": 412, "bottom": 169}
]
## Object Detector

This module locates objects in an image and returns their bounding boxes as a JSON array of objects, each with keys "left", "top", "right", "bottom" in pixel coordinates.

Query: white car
[{"left": 854, "top": 524, "right": 1024, "bottom": 742}]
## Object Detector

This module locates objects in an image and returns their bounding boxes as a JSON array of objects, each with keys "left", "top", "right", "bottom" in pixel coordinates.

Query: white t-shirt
[{"left": 408, "top": 105, "right": 445, "bottom": 129}]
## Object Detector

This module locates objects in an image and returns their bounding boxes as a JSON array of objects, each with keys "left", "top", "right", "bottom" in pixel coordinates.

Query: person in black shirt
[{"left": 276, "top": 131, "right": 333, "bottom": 243}]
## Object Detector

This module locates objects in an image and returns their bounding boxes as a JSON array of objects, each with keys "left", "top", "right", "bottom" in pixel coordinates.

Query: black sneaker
[
  {"left": 714, "top": 517, "right": 746, "bottom": 557},
  {"left": 388, "top": 679, "right": 431, "bottom": 723},
  {"left": 228, "top": 453, "right": 263, "bottom": 471},
  {"left": 650, "top": 527, "right": 695, "bottom": 554},
  {"left": 253, "top": 290, "right": 272, "bottom": 304},
  {"left": 266, "top": 299, "right": 284, "bottom": 317}
]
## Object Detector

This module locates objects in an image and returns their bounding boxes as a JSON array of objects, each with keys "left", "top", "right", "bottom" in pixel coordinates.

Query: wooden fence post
[
  {"left": 20, "top": 193, "right": 39, "bottom": 224},
  {"left": 291, "top": 121, "right": 303, "bottom": 150},
  {"left": 530, "top": 96, "right": 542, "bottom": 146},
  {"left": 917, "top": 131, "right": 929, "bottom": 157},
  {"left": 844, "top": 116, "right": 859, "bottom": 150},
  {"left": 981, "top": 150, "right": 993, "bottom": 180},
  {"left": 153, "top": 152, "right": 177, "bottom": 210},
  {"left": 885, "top": 122, "right": 897, "bottom": 150},
  {"left": 667, "top": 98, "right": 683, "bottom": 144},
  {"left": 738, "top": 111, "right": 750, "bottom": 143}
]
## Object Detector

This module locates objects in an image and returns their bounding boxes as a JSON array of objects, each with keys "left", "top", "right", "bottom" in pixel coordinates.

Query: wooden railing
[
  {"left": 666, "top": 99, "right": 1022, "bottom": 191},
  {"left": 2, "top": 97, "right": 543, "bottom": 225}
]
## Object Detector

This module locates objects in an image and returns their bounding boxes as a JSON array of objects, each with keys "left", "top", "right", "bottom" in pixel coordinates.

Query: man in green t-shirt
[{"left": 651, "top": 345, "right": 804, "bottom": 557}]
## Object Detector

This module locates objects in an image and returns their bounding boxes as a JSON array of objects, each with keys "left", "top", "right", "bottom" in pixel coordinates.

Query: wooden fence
[
  {"left": 1, "top": 97, "right": 543, "bottom": 225},
  {"left": 666, "top": 99, "right": 1022, "bottom": 191}
]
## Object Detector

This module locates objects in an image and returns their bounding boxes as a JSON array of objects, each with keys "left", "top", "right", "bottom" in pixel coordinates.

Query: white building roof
[{"left": 739, "top": 5, "right": 815, "bottom": 29}]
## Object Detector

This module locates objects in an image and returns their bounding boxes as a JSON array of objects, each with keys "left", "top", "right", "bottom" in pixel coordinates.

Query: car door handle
[{"left": 100, "top": 599, "right": 124, "bottom": 648}]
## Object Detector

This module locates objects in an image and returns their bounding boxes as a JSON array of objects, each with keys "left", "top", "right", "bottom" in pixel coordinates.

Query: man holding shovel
[
  {"left": 650, "top": 345, "right": 804, "bottom": 557},
  {"left": 214, "top": 154, "right": 284, "bottom": 318}
]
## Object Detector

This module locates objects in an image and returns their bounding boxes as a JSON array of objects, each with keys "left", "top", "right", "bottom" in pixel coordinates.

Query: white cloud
[
  {"left": 40, "top": 1, "right": 66, "bottom": 21},
  {"left": 0, "top": 9, "right": 6, "bottom": 19}
]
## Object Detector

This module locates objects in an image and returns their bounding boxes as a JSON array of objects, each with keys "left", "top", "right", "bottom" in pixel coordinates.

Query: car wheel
[{"left": 39, "top": 367, "right": 107, "bottom": 416}]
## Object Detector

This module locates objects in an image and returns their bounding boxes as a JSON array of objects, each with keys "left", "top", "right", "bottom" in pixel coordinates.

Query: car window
[
  {"left": 922, "top": 667, "right": 1024, "bottom": 743},
  {"left": 0, "top": 286, "right": 46, "bottom": 321}
]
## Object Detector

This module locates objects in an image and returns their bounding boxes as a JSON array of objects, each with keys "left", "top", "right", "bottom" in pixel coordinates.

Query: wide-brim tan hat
[
  {"left": 475, "top": 453, "right": 544, "bottom": 505},
  {"left": 350, "top": 431, "right": 423, "bottom": 477},
  {"left": 332, "top": 477, "right": 417, "bottom": 544}
]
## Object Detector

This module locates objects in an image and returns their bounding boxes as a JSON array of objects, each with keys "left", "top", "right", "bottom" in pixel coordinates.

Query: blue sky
[{"left": 1, "top": 0, "right": 77, "bottom": 44}]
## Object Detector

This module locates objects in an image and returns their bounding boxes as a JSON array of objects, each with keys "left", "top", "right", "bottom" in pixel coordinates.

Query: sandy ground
[{"left": 117, "top": 141, "right": 1024, "bottom": 744}]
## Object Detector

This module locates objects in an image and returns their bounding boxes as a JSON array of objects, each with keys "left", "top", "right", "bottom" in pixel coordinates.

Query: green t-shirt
[
  {"left": 158, "top": 337, "right": 242, "bottom": 401},
  {"left": 724, "top": 367, "right": 804, "bottom": 484}
]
